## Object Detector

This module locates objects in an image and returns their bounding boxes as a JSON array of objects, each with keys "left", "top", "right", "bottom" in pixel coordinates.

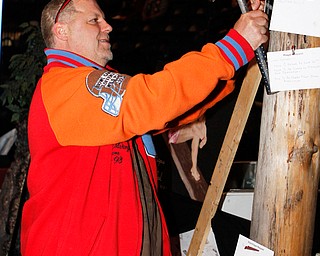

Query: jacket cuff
[{"left": 215, "top": 29, "right": 255, "bottom": 71}]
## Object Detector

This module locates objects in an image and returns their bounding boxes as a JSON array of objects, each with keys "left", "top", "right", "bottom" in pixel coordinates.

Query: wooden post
[{"left": 250, "top": 32, "right": 320, "bottom": 255}]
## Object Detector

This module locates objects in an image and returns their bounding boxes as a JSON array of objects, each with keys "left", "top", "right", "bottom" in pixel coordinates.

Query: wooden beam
[{"left": 187, "top": 60, "right": 262, "bottom": 255}]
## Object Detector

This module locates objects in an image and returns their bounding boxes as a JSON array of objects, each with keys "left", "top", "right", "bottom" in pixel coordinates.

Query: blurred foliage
[
  {"left": 0, "top": 21, "right": 46, "bottom": 123},
  {"left": 0, "top": 21, "right": 45, "bottom": 256}
]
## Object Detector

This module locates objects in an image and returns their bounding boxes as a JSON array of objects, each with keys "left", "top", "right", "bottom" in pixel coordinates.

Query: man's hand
[{"left": 234, "top": 0, "right": 269, "bottom": 50}]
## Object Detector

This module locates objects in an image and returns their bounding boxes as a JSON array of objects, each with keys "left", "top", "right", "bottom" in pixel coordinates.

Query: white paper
[
  {"left": 180, "top": 228, "right": 220, "bottom": 256},
  {"left": 221, "top": 191, "right": 254, "bottom": 221},
  {"left": 234, "top": 235, "right": 274, "bottom": 256},
  {"left": 267, "top": 47, "right": 320, "bottom": 92},
  {"left": 269, "top": 0, "right": 320, "bottom": 37}
]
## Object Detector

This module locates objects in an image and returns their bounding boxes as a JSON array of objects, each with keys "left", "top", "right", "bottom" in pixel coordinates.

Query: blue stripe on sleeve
[
  {"left": 215, "top": 41, "right": 240, "bottom": 70},
  {"left": 224, "top": 36, "right": 248, "bottom": 64}
]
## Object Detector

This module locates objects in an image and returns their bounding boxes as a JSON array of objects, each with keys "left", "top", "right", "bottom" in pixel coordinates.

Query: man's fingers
[{"left": 250, "top": 0, "right": 265, "bottom": 11}]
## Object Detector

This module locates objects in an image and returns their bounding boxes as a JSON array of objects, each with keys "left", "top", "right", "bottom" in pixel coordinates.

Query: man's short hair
[{"left": 41, "top": 0, "right": 75, "bottom": 48}]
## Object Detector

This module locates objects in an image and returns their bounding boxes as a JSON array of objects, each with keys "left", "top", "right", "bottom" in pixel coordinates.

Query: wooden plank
[{"left": 187, "top": 60, "right": 262, "bottom": 255}]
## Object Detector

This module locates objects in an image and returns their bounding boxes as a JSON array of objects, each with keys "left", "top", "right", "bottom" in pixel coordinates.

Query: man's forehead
[
  {"left": 74, "top": 0, "right": 97, "bottom": 3},
  {"left": 73, "top": 0, "right": 100, "bottom": 8},
  {"left": 72, "top": 0, "right": 104, "bottom": 15}
]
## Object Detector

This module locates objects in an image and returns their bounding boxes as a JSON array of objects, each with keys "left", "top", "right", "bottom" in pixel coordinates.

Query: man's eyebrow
[{"left": 89, "top": 11, "right": 105, "bottom": 19}]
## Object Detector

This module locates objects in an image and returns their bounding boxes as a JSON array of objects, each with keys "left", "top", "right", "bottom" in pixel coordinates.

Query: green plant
[
  {"left": 0, "top": 21, "right": 46, "bottom": 256},
  {"left": 0, "top": 21, "right": 46, "bottom": 123}
]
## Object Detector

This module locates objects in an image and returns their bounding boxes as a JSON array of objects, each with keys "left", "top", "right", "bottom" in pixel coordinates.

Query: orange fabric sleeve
[{"left": 42, "top": 43, "right": 235, "bottom": 146}]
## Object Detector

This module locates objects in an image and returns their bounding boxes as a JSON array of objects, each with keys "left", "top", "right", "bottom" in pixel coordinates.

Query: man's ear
[{"left": 53, "top": 23, "right": 68, "bottom": 41}]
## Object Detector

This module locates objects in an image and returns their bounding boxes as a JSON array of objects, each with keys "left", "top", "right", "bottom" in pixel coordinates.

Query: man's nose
[{"left": 101, "top": 19, "right": 112, "bottom": 33}]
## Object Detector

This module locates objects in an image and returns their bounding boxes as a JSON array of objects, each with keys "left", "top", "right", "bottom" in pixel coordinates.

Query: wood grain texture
[
  {"left": 250, "top": 32, "right": 320, "bottom": 255},
  {"left": 187, "top": 61, "right": 261, "bottom": 255}
]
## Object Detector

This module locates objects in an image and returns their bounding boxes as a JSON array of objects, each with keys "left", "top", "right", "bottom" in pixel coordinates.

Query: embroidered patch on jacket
[{"left": 86, "top": 71, "right": 129, "bottom": 116}]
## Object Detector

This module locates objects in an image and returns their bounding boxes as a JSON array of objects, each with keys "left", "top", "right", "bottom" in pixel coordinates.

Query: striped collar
[{"left": 45, "top": 48, "right": 105, "bottom": 70}]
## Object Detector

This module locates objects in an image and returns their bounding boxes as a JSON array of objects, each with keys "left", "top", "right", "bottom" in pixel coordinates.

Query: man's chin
[
  {"left": 105, "top": 53, "right": 113, "bottom": 63},
  {"left": 107, "top": 54, "right": 113, "bottom": 61},
  {"left": 96, "top": 54, "right": 113, "bottom": 66}
]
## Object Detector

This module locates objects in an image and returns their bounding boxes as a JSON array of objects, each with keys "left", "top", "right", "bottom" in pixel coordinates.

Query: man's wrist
[{"left": 215, "top": 29, "right": 255, "bottom": 70}]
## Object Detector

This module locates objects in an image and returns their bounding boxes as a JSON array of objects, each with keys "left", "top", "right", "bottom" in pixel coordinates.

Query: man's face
[{"left": 64, "top": 0, "right": 113, "bottom": 66}]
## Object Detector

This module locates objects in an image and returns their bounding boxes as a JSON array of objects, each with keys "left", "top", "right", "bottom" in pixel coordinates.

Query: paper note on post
[
  {"left": 234, "top": 235, "right": 274, "bottom": 256},
  {"left": 269, "top": 0, "right": 320, "bottom": 37},
  {"left": 267, "top": 47, "right": 320, "bottom": 93}
]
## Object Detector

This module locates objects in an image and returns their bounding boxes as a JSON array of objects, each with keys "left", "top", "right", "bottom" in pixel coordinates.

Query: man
[{"left": 21, "top": 0, "right": 268, "bottom": 255}]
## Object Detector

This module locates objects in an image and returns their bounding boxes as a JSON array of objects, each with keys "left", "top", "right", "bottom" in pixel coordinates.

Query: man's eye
[{"left": 89, "top": 18, "right": 98, "bottom": 23}]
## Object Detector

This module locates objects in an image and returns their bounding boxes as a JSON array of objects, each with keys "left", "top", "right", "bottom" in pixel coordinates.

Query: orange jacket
[{"left": 21, "top": 29, "right": 253, "bottom": 255}]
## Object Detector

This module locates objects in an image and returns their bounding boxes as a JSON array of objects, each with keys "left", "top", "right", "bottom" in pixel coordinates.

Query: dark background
[{"left": 1, "top": 0, "right": 318, "bottom": 255}]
